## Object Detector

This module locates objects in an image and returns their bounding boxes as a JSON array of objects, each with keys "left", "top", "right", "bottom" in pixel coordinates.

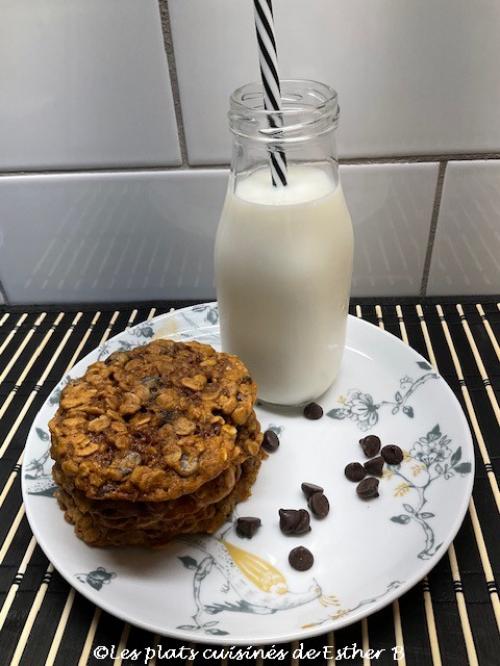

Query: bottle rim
[{"left": 229, "top": 79, "right": 339, "bottom": 142}]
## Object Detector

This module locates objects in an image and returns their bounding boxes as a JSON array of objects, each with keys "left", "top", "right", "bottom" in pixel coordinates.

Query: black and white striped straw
[{"left": 253, "top": 0, "right": 288, "bottom": 187}]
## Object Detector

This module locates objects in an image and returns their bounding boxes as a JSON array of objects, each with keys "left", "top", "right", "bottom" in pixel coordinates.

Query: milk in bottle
[{"left": 215, "top": 81, "right": 353, "bottom": 405}]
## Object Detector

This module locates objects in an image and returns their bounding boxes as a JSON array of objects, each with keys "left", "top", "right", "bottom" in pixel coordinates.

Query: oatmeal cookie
[
  {"left": 53, "top": 460, "right": 241, "bottom": 525},
  {"left": 56, "top": 453, "right": 263, "bottom": 547},
  {"left": 49, "top": 339, "right": 261, "bottom": 502}
]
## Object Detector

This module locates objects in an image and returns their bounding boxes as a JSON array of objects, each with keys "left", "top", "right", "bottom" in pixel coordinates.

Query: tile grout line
[
  {"left": 0, "top": 152, "right": 499, "bottom": 178},
  {"left": 341, "top": 152, "right": 500, "bottom": 165},
  {"left": 0, "top": 279, "right": 8, "bottom": 305},
  {"left": 158, "top": 0, "right": 189, "bottom": 167},
  {"left": 0, "top": 165, "right": 221, "bottom": 178},
  {"left": 420, "top": 161, "right": 448, "bottom": 296}
]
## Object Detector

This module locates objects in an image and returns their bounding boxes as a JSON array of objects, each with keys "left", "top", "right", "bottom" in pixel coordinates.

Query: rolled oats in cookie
[{"left": 49, "top": 338, "right": 265, "bottom": 547}]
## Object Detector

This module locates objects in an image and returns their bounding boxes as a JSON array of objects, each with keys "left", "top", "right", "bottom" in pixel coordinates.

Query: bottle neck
[
  {"left": 228, "top": 80, "right": 340, "bottom": 196},
  {"left": 229, "top": 129, "right": 339, "bottom": 194}
]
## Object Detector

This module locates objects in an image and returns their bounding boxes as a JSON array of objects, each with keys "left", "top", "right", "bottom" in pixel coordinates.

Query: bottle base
[{"left": 257, "top": 382, "right": 337, "bottom": 410}]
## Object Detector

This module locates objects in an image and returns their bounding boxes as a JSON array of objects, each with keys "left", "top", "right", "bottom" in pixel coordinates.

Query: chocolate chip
[
  {"left": 344, "top": 462, "right": 367, "bottom": 482},
  {"left": 364, "top": 456, "right": 385, "bottom": 477},
  {"left": 236, "top": 516, "right": 261, "bottom": 539},
  {"left": 303, "top": 402, "right": 323, "bottom": 420},
  {"left": 301, "top": 482, "right": 324, "bottom": 499},
  {"left": 289, "top": 546, "right": 314, "bottom": 571},
  {"left": 356, "top": 477, "right": 379, "bottom": 500},
  {"left": 308, "top": 492, "right": 330, "bottom": 518},
  {"left": 279, "top": 509, "right": 311, "bottom": 535},
  {"left": 262, "top": 429, "right": 280, "bottom": 453},
  {"left": 359, "top": 434, "right": 381, "bottom": 458},
  {"left": 159, "top": 410, "right": 176, "bottom": 425},
  {"left": 381, "top": 445, "right": 404, "bottom": 465}
]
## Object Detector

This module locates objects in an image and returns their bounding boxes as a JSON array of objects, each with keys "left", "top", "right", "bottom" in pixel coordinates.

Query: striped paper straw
[{"left": 253, "top": 0, "right": 288, "bottom": 186}]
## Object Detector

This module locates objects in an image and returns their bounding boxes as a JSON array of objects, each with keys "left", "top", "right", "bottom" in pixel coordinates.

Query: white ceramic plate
[{"left": 23, "top": 303, "right": 474, "bottom": 645}]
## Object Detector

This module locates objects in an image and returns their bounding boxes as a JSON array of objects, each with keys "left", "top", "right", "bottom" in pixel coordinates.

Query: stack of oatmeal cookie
[{"left": 49, "top": 339, "right": 264, "bottom": 547}]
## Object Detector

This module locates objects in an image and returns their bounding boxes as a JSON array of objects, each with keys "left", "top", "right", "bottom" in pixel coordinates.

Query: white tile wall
[
  {"left": 0, "top": 0, "right": 495, "bottom": 302},
  {"left": 169, "top": 0, "right": 500, "bottom": 164},
  {"left": 0, "top": 0, "right": 181, "bottom": 170},
  {"left": 427, "top": 161, "right": 500, "bottom": 295},
  {"left": 0, "top": 163, "right": 438, "bottom": 303},
  {"left": 0, "top": 171, "right": 227, "bottom": 303},
  {"left": 343, "top": 163, "right": 439, "bottom": 296}
]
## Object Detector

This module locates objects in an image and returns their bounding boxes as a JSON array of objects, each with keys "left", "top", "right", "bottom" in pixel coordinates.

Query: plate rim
[{"left": 22, "top": 302, "right": 475, "bottom": 645}]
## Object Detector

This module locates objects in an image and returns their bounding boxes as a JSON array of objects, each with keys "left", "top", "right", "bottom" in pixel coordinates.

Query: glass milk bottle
[{"left": 215, "top": 80, "right": 353, "bottom": 406}]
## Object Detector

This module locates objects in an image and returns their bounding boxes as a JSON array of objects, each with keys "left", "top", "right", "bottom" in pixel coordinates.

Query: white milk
[{"left": 215, "top": 164, "right": 353, "bottom": 405}]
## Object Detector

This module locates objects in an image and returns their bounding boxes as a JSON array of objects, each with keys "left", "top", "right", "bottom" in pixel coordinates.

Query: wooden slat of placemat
[
  {"left": 432, "top": 305, "right": 499, "bottom": 652},
  {"left": 0, "top": 304, "right": 430, "bottom": 660},
  {"left": 0, "top": 313, "right": 32, "bottom": 378},
  {"left": 473, "top": 304, "right": 500, "bottom": 361},
  {"left": 0, "top": 313, "right": 75, "bottom": 462},
  {"left": 43, "top": 309, "right": 161, "bottom": 666},
  {"left": 456, "top": 305, "right": 499, "bottom": 417},
  {"left": 408, "top": 308, "right": 494, "bottom": 655},
  {"left": 403, "top": 305, "right": 489, "bottom": 665},
  {"left": 354, "top": 305, "right": 407, "bottom": 666},
  {"left": 424, "top": 306, "right": 499, "bottom": 510},
  {"left": 365, "top": 302, "right": 499, "bottom": 665},
  {"left": 0, "top": 301, "right": 498, "bottom": 666},
  {"left": 19, "top": 310, "right": 149, "bottom": 666},
  {"left": 452, "top": 304, "right": 500, "bottom": 631},
  {"left": 406, "top": 303, "right": 499, "bottom": 664},
  {"left": 361, "top": 304, "right": 435, "bottom": 666},
  {"left": 0, "top": 312, "right": 100, "bottom": 533},
  {"left": 391, "top": 306, "right": 441, "bottom": 666},
  {"left": 0, "top": 309, "right": 130, "bottom": 664},
  {"left": 415, "top": 305, "right": 479, "bottom": 666},
  {"left": 376, "top": 304, "right": 411, "bottom": 666}
]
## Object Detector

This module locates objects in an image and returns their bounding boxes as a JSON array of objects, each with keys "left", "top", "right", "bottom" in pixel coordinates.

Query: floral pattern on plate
[
  {"left": 327, "top": 362, "right": 439, "bottom": 430},
  {"left": 384, "top": 424, "right": 472, "bottom": 559},
  {"left": 24, "top": 428, "right": 57, "bottom": 497},
  {"left": 76, "top": 567, "right": 116, "bottom": 591},
  {"left": 176, "top": 523, "right": 321, "bottom": 637}
]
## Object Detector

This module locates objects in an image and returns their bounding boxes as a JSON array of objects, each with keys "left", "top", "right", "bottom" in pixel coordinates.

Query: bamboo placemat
[{"left": 0, "top": 299, "right": 498, "bottom": 666}]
